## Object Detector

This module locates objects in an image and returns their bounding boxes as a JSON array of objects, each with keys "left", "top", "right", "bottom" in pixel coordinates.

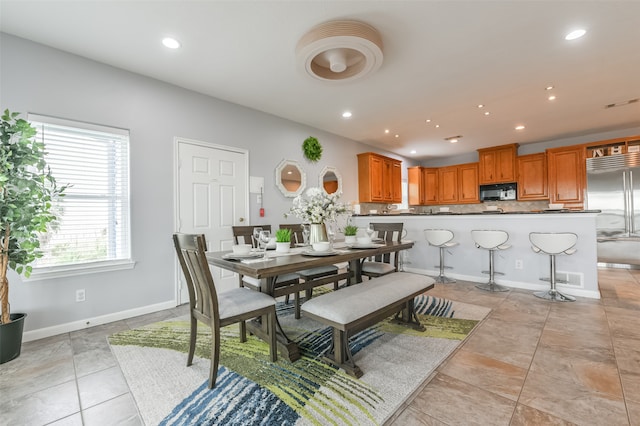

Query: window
[{"left": 28, "top": 114, "right": 133, "bottom": 278}]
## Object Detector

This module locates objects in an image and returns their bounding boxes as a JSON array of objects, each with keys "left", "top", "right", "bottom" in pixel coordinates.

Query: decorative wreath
[{"left": 302, "top": 136, "right": 322, "bottom": 162}]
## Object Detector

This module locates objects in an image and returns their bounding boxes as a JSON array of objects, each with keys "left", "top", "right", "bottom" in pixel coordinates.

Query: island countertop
[
  {"left": 352, "top": 209, "right": 601, "bottom": 216},
  {"left": 351, "top": 211, "right": 600, "bottom": 299}
]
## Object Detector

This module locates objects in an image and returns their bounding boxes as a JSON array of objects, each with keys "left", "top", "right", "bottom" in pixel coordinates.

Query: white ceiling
[{"left": 1, "top": 1, "right": 639, "bottom": 160}]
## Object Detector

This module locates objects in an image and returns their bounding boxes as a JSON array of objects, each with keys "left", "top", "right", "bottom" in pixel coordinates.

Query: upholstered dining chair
[
  {"left": 361, "top": 222, "right": 404, "bottom": 280},
  {"left": 279, "top": 223, "right": 341, "bottom": 318},
  {"left": 173, "top": 233, "right": 277, "bottom": 389},
  {"left": 231, "top": 225, "right": 300, "bottom": 294}
]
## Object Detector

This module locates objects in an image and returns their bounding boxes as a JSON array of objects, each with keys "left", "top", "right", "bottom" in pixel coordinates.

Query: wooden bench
[{"left": 300, "top": 272, "right": 435, "bottom": 377}]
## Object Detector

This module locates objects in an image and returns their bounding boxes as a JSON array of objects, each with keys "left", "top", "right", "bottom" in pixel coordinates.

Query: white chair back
[
  {"left": 424, "top": 229, "right": 455, "bottom": 247},
  {"left": 472, "top": 230, "right": 509, "bottom": 249},
  {"left": 529, "top": 232, "right": 578, "bottom": 255}
]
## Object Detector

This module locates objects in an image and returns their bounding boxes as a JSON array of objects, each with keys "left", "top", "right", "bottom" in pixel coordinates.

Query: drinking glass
[
  {"left": 252, "top": 227, "right": 263, "bottom": 249},
  {"left": 326, "top": 221, "right": 336, "bottom": 248},
  {"left": 259, "top": 230, "right": 271, "bottom": 254},
  {"left": 302, "top": 224, "right": 310, "bottom": 246},
  {"left": 366, "top": 223, "right": 375, "bottom": 240}
]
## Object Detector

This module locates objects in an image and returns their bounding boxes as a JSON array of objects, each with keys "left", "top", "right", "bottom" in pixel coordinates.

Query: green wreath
[{"left": 302, "top": 136, "right": 322, "bottom": 162}]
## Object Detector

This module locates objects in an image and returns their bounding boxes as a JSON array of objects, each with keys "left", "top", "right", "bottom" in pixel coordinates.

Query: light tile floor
[{"left": 1, "top": 267, "right": 638, "bottom": 425}]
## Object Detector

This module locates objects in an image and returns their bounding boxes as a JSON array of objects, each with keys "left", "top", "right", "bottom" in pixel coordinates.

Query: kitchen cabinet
[
  {"left": 478, "top": 143, "right": 518, "bottom": 184},
  {"left": 547, "top": 145, "right": 586, "bottom": 207},
  {"left": 438, "top": 163, "right": 479, "bottom": 204},
  {"left": 357, "top": 152, "right": 402, "bottom": 203},
  {"left": 517, "top": 153, "right": 548, "bottom": 200},
  {"left": 408, "top": 167, "right": 437, "bottom": 205}
]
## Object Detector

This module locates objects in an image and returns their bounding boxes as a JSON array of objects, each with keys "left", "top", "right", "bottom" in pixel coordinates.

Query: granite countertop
[{"left": 353, "top": 210, "right": 601, "bottom": 216}]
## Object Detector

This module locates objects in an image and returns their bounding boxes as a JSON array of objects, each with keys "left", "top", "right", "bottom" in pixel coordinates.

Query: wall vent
[{"left": 556, "top": 271, "right": 584, "bottom": 288}]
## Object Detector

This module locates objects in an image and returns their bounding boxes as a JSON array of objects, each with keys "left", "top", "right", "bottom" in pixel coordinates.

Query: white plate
[
  {"left": 222, "top": 253, "right": 265, "bottom": 260},
  {"left": 301, "top": 250, "right": 339, "bottom": 257}
]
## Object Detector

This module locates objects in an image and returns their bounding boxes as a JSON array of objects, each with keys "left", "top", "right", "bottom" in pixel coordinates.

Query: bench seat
[{"left": 301, "top": 272, "right": 435, "bottom": 377}]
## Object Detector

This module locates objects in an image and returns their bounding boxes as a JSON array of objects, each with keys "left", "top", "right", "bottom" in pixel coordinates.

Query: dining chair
[
  {"left": 361, "top": 222, "right": 404, "bottom": 279},
  {"left": 231, "top": 225, "right": 300, "bottom": 294},
  {"left": 173, "top": 233, "right": 277, "bottom": 389},
  {"left": 280, "top": 223, "right": 341, "bottom": 318}
]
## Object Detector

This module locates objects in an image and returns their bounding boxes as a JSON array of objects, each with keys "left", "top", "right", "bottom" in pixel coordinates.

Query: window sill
[{"left": 27, "top": 259, "right": 136, "bottom": 281}]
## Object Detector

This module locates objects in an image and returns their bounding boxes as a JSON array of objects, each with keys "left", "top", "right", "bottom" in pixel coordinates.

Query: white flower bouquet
[{"left": 286, "top": 187, "right": 347, "bottom": 224}]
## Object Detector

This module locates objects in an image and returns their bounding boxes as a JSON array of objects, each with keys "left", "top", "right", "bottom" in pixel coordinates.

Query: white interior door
[{"left": 175, "top": 138, "right": 249, "bottom": 302}]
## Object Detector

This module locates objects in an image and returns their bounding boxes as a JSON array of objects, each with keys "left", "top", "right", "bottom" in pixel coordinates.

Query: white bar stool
[
  {"left": 471, "top": 230, "right": 511, "bottom": 292},
  {"left": 529, "top": 232, "right": 577, "bottom": 302},
  {"left": 424, "top": 229, "right": 458, "bottom": 283}
]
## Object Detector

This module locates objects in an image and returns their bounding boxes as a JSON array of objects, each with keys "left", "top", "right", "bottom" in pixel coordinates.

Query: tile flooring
[{"left": 1, "top": 267, "right": 638, "bottom": 425}]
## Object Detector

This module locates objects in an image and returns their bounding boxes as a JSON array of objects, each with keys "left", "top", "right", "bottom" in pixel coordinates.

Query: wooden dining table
[{"left": 206, "top": 240, "right": 414, "bottom": 361}]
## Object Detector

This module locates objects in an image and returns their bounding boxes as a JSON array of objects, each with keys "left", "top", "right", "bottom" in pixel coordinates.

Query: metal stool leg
[
  {"left": 434, "top": 246, "right": 455, "bottom": 283},
  {"left": 476, "top": 249, "right": 509, "bottom": 292},
  {"left": 534, "top": 254, "right": 575, "bottom": 301}
]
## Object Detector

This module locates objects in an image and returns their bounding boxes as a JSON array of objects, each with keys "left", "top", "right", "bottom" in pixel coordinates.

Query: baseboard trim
[
  {"left": 22, "top": 300, "right": 178, "bottom": 342},
  {"left": 403, "top": 267, "right": 601, "bottom": 300}
]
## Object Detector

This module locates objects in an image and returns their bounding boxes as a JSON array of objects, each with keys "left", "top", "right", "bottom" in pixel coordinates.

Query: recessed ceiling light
[
  {"left": 565, "top": 29, "right": 586, "bottom": 40},
  {"left": 162, "top": 37, "right": 181, "bottom": 49},
  {"left": 410, "top": 150, "right": 417, "bottom": 154},
  {"left": 546, "top": 85, "right": 554, "bottom": 91},
  {"left": 384, "top": 129, "right": 389, "bottom": 134},
  {"left": 395, "top": 134, "right": 399, "bottom": 138},
  {"left": 548, "top": 95, "right": 557, "bottom": 101},
  {"left": 515, "top": 125, "right": 525, "bottom": 130},
  {"left": 484, "top": 111, "right": 490, "bottom": 116},
  {"left": 425, "top": 119, "right": 431, "bottom": 123},
  {"left": 342, "top": 111, "right": 352, "bottom": 118},
  {"left": 477, "top": 104, "right": 484, "bottom": 108},
  {"left": 435, "top": 124, "right": 440, "bottom": 128}
]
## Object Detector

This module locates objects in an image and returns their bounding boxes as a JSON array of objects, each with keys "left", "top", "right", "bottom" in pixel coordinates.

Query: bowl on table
[
  {"left": 357, "top": 237, "right": 372, "bottom": 245},
  {"left": 232, "top": 244, "right": 252, "bottom": 255},
  {"left": 312, "top": 242, "right": 331, "bottom": 252}
]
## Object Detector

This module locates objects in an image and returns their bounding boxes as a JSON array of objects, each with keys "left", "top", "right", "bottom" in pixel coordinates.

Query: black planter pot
[{"left": 0, "top": 313, "right": 27, "bottom": 364}]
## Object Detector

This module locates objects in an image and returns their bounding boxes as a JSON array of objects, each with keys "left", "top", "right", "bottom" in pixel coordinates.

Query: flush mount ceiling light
[
  {"left": 296, "top": 20, "right": 383, "bottom": 82},
  {"left": 565, "top": 29, "right": 586, "bottom": 40},
  {"left": 162, "top": 37, "right": 181, "bottom": 49},
  {"left": 342, "top": 111, "right": 352, "bottom": 118},
  {"left": 445, "top": 135, "right": 462, "bottom": 143}
]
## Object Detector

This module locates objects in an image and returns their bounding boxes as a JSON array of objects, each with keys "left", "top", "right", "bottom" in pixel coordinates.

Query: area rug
[{"left": 109, "top": 293, "right": 490, "bottom": 425}]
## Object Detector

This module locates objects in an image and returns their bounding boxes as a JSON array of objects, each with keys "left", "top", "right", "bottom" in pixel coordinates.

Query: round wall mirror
[
  {"left": 319, "top": 166, "right": 342, "bottom": 195},
  {"left": 275, "top": 159, "right": 306, "bottom": 197}
]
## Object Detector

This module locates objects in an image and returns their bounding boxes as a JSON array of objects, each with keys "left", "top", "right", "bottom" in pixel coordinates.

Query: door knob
[{"left": 239, "top": 217, "right": 245, "bottom": 222}]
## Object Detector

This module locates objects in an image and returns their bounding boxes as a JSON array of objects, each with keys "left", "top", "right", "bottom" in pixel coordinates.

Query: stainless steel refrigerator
[{"left": 586, "top": 152, "right": 640, "bottom": 267}]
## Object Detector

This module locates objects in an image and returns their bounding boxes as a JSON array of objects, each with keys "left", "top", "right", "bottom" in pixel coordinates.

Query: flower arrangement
[{"left": 285, "top": 187, "right": 346, "bottom": 224}]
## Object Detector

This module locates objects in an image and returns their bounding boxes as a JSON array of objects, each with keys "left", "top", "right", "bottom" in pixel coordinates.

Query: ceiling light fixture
[
  {"left": 477, "top": 104, "right": 484, "bottom": 108},
  {"left": 546, "top": 85, "right": 554, "bottom": 90},
  {"left": 445, "top": 135, "right": 462, "bottom": 143},
  {"left": 162, "top": 37, "right": 181, "bottom": 49},
  {"left": 342, "top": 111, "right": 352, "bottom": 118},
  {"left": 548, "top": 95, "right": 556, "bottom": 101},
  {"left": 425, "top": 119, "right": 431, "bottom": 123},
  {"left": 410, "top": 150, "right": 417, "bottom": 154},
  {"left": 515, "top": 125, "right": 525, "bottom": 130},
  {"left": 384, "top": 129, "right": 390, "bottom": 134},
  {"left": 484, "top": 111, "right": 490, "bottom": 116},
  {"left": 296, "top": 20, "right": 383, "bottom": 82},
  {"left": 395, "top": 134, "right": 399, "bottom": 138},
  {"left": 435, "top": 124, "right": 440, "bottom": 128},
  {"left": 565, "top": 29, "right": 586, "bottom": 40}
]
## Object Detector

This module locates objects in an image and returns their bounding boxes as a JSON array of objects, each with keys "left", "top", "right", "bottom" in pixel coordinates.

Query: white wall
[{"left": 0, "top": 33, "right": 409, "bottom": 337}]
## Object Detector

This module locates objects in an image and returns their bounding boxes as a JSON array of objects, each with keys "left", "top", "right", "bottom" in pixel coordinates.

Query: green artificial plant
[
  {"left": 275, "top": 228, "right": 292, "bottom": 243},
  {"left": 344, "top": 225, "right": 358, "bottom": 236},
  {"left": 302, "top": 136, "right": 322, "bottom": 162},
  {"left": 0, "top": 110, "right": 66, "bottom": 324}
]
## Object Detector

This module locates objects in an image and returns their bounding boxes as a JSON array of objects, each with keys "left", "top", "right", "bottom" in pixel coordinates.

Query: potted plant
[
  {"left": 275, "top": 228, "right": 292, "bottom": 253},
  {"left": 344, "top": 225, "right": 358, "bottom": 244},
  {"left": 0, "top": 110, "right": 66, "bottom": 364}
]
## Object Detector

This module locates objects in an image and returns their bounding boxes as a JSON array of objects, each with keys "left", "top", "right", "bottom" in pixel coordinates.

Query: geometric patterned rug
[{"left": 109, "top": 293, "right": 490, "bottom": 425}]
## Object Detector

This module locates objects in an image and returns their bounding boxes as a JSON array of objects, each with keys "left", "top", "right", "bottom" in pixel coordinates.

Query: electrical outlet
[
  {"left": 515, "top": 259, "right": 523, "bottom": 270},
  {"left": 75, "top": 289, "right": 86, "bottom": 302}
]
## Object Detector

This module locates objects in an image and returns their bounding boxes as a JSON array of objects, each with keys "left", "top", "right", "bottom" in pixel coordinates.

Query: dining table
[{"left": 206, "top": 239, "right": 415, "bottom": 361}]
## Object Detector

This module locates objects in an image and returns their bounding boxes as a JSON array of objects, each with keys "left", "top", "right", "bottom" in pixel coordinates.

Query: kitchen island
[{"left": 352, "top": 210, "right": 601, "bottom": 299}]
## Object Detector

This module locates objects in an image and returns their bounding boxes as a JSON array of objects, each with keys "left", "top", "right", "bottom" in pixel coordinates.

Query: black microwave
[{"left": 479, "top": 183, "right": 517, "bottom": 201}]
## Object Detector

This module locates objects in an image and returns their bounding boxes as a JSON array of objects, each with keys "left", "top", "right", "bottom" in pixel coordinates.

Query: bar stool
[
  {"left": 529, "top": 232, "right": 577, "bottom": 302},
  {"left": 423, "top": 229, "right": 458, "bottom": 283},
  {"left": 471, "top": 230, "right": 511, "bottom": 292}
]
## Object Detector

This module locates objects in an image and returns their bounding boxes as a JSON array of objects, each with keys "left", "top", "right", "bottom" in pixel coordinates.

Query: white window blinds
[{"left": 28, "top": 114, "right": 131, "bottom": 271}]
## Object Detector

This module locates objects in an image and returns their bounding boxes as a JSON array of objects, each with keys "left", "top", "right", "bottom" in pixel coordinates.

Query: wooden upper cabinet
[
  {"left": 408, "top": 167, "right": 438, "bottom": 205},
  {"left": 438, "top": 166, "right": 458, "bottom": 204},
  {"left": 478, "top": 143, "right": 518, "bottom": 184},
  {"left": 547, "top": 145, "right": 586, "bottom": 207},
  {"left": 517, "top": 153, "right": 548, "bottom": 200},
  {"left": 458, "top": 163, "right": 479, "bottom": 203},
  {"left": 357, "top": 152, "right": 402, "bottom": 203}
]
